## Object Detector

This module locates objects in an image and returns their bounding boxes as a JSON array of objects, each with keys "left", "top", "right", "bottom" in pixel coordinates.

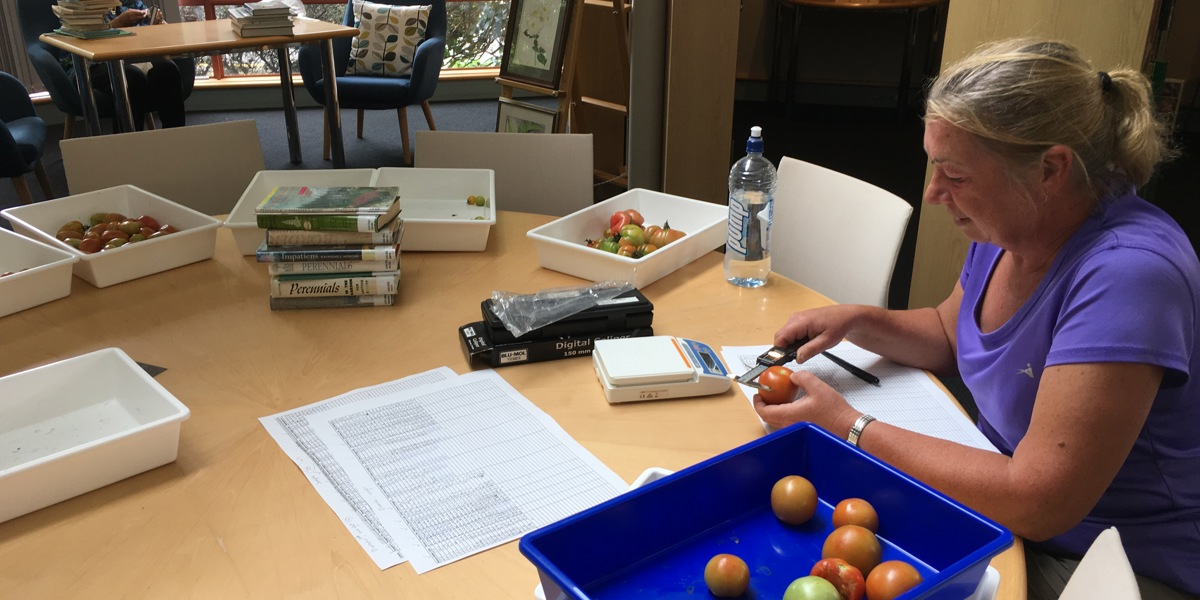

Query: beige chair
[
  {"left": 771, "top": 156, "right": 913, "bottom": 307},
  {"left": 414, "top": 131, "right": 594, "bottom": 217},
  {"left": 60, "top": 120, "right": 265, "bottom": 215}
]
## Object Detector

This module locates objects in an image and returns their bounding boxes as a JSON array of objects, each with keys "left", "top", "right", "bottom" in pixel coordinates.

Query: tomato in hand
[
  {"left": 809, "top": 557, "right": 865, "bottom": 600},
  {"left": 822, "top": 524, "right": 882, "bottom": 578},
  {"left": 832, "top": 498, "right": 879, "bottom": 532},
  {"left": 865, "top": 560, "right": 923, "bottom": 600},
  {"left": 703, "top": 553, "right": 750, "bottom": 597},
  {"left": 757, "top": 365, "right": 798, "bottom": 404},
  {"left": 771, "top": 475, "right": 817, "bottom": 525},
  {"left": 782, "top": 575, "right": 840, "bottom": 600}
]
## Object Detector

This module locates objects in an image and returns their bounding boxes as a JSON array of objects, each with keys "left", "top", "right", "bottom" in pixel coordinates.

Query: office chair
[
  {"left": 0, "top": 71, "right": 54, "bottom": 205},
  {"left": 297, "top": 0, "right": 446, "bottom": 166},
  {"left": 770, "top": 156, "right": 913, "bottom": 307},
  {"left": 17, "top": 0, "right": 196, "bottom": 138},
  {"left": 414, "top": 131, "right": 594, "bottom": 217}
]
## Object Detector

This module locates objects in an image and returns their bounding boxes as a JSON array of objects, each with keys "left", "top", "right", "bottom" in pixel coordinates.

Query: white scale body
[{"left": 593, "top": 336, "right": 731, "bottom": 404}]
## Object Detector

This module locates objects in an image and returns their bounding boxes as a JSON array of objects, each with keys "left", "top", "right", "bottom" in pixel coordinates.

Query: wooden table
[
  {"left": 39, "top": 18, "right": 358, "bottom": 167},
  {"left": 0, "top": 211, "right": 1023, "bottom": 598},
  {"left": 769, "top": 0, "right": 949, "bottom": 113}
]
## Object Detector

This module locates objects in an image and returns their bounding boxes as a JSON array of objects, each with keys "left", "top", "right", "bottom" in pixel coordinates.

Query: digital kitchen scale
[{"left": 593, "top": 336, "right": 731, "bottom": 404}]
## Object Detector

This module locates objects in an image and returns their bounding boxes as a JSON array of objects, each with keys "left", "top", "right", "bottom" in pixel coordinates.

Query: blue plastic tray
[{"left": 520, "top": 422, "right": 1012, "bottom": 599}]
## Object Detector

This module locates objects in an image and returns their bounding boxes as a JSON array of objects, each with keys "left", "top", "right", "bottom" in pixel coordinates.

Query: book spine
[
  {"left": 270, "top": 273, "right": 400, "bottom": 298},
  {"left": 256, "top": 213, "right": 378, "bottom": 233},
  {"left": 269, "top": 295, "right": 395, "bottom": 310},
  {"left": 268, "top": 259, "right": 397, "bottom": 275},
  {"left": 264, "top": 227, "right": 399, "bottom": 246},
  {"left": 256, "top": 246, "right": 398, "bottom": 263}
]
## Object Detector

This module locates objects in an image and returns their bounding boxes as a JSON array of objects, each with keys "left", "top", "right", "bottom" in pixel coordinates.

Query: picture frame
[
  {"left": 498, "top": 0, "right": 576, "bottom": 90},
  {"left": 496, "top": 98, "right": 558, "bottom": 134}
]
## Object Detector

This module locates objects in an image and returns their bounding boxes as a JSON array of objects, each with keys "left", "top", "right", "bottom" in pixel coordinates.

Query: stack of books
[
  {"left": 254, "top": 186, "right": 404, "bottom": 310},
  {"left": 51, "top": 0, "right": 126, "bottom": 39},
  {"left": 228, "top": 0, "right": 294, "bottom": 37}
]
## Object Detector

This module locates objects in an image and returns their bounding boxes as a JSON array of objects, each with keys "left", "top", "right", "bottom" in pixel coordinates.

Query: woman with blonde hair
[{"left": 755, "top": 38, "right": 1199, "bottom": 599}]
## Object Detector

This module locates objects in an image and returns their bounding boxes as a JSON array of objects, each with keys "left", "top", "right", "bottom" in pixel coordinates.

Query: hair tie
[{"left": 1098, "top": 71, "right": 1112, "bottom": 92}]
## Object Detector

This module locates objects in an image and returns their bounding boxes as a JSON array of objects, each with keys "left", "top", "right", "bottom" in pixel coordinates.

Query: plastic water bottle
[{"left": 725, "top": 126, "right": 777, "bottom": 287}]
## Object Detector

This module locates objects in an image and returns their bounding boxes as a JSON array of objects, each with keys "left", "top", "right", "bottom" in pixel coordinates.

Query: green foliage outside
[{"left": 182, "top": 1, "right": 509, "bottom": 78}]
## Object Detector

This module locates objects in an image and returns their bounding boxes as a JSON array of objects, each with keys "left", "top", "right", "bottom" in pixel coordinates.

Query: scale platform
[{"left": 593, "top": 336, "right": 730, "bottom": 403}]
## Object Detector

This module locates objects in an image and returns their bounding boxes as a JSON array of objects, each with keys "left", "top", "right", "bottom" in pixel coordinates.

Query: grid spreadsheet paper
[
  {"left": 722, "top": 341, "right": 1000, "bottom": 453},
  {"left": 302, "top": 369, "right": 629, "bottom": 573}
]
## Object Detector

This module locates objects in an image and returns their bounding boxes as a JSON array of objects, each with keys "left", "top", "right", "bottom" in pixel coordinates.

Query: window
[{"left": 177, "top": 0, "right": 508, "bottom": 80}]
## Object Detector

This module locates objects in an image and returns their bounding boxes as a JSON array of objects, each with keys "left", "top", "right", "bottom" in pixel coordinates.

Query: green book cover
[{"left": 255, "top": 186, "right": 400, "bottom": 232}]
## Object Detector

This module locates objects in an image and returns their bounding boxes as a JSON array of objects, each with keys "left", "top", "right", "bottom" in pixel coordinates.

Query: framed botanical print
[
  {"left": 496, "top": 97, "right": 558, "bottom": 133},
  {"left": 498, "top": 0, "right": 576, "bottom": 90}
]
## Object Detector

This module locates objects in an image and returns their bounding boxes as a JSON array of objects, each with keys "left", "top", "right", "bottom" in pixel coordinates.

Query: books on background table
[
  {"left": 52, "top": 0, "right": 126, "bottom": 38},
  {"left": 230, "top": 1, "right": 294, "bottom": 37},
  {"left": 254, "top": 187, "right": 403, "bottom": 310}
]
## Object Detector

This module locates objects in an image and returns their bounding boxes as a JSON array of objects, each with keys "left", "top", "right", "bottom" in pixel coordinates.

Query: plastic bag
[{"left": 489, "top": 281, "right": 636, "bottom": 339}]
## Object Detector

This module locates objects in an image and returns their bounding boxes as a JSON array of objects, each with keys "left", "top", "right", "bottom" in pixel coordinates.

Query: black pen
[{"left": 822, "top": 351, "right": 881, "bottom": 387}]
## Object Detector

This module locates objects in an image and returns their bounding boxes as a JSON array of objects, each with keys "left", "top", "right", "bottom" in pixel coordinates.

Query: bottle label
[{"left": 727, "top": 191, "right": 770, "bottom": 260}]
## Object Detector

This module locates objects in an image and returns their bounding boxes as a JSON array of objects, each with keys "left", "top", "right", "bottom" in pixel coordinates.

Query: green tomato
[
  {"left": 619, "top": 224, "right": 645, "bottom": 246},
  {"left": 783, "top": 576, "right": 840, "bottom": 600},
  {"left": 598, "top": 238, "right": 620, "bottom": 253}
]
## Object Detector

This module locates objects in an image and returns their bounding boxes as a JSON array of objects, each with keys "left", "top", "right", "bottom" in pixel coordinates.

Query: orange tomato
[
  {"left": 771, "top": 475, "right": 817, "bottom": 525},
  {"left": 832, "top": 498, "right": 879, "bottom": 532},
  {"left": 757, "top": 365, "right": 798, "bottom": 404},
  {"left": 865, "top": 560, "right": 923, "bottom": 600},
  {"left": 822, "top": 524, "right": 882, "bottom": 578},
  {"left": 704, "top": 553, "right": 750, "bottom": 597}
]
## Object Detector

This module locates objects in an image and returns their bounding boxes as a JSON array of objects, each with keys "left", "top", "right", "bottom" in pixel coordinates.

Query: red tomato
[
  {"left": 757, "top": 365, "right": 798, "bottom": 404},
  {"left": 865, "top": 560, "right": 923, "bottom": 600},
  {"left": 624, "top": 208, "right": 644, "bottom": 225},
  {"left": 809, "top": 557, "right": 865, "bottom": 600},
  {"left": 822, "top": 525, "right": 882, "bottom": 578},
  {"left": 703, "top": 553, "right": 750, "bottom": 598},
  {"left": 610, "top": 210, "right": 632, "bottom": 231},
  {"left": 771, "top": 475, "right": 817, "bottom": 525},
  {"left": 782, "top": 575, "right": 840, "bottom": 600},
  {"left": 832, "top": 498, "right": 879, "bottom": 532}
]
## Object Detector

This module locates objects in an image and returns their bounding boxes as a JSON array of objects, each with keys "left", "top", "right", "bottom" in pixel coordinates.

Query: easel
[{"left": 495, "top": 0, "right": 631, "bottom": 187}]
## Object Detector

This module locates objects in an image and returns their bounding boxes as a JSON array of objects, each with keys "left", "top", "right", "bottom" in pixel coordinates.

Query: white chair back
[
  {"left": 415, "top": 131, "right": 593, "bottom": 217},
  {"left": 771, "top": 157, "right": 913, "bottom": 307}
]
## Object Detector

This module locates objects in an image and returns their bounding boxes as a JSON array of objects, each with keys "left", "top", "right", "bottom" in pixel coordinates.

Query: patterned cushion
[{"left": 347, "top": 2, "right": 431, "bottom": 77}]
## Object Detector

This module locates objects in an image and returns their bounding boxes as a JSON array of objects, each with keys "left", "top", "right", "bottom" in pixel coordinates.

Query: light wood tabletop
[
  {"left": 38, "top": 18, "right": 358, "bottom": 62},
  {"left": 0, "top": 211, "right": 1024, "bottom": 598}
]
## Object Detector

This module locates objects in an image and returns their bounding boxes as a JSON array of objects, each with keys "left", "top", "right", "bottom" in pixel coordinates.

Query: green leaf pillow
[{"left": 347, "top": 2, "right": 431, "bottom": 77}]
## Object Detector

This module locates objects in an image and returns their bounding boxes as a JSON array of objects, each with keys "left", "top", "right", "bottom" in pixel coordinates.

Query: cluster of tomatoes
[
  {"left": 585, "top": 209, "right": 687, "bottom": 259},
  {"left": 703, "top": 475, "right": 923, "bottom": 600},
  {"left": 55, "top": 212, "right": 179, "bottom": 254}
]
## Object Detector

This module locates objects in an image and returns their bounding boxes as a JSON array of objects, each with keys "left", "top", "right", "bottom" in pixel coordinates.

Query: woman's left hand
[{"left": 752, "top": 370, "right": 858, "bottom": 434}]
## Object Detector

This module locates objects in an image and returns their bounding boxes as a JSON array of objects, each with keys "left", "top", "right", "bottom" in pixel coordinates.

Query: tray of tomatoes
[
  {"left": 519, "top": 422, "right": 1012, "bottom": 600},
  {"left": 585, "top": 209, "right": 688, "bottom": 259}
]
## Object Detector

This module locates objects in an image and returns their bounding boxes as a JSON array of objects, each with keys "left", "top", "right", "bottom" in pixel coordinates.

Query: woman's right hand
[{"left": 774, "top": 304, "right": 864, "bottom": 364}]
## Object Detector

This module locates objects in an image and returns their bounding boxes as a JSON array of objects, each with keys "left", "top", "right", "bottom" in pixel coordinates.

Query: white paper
[
  {"left": 260, "top": 367, "right": 457, "bottom": 569},
  {"left": 305, "top": 369, "right": 629, "bottom": 573},
  {"left": 723, "top": 342, "right": 999, "bottom": 453}
]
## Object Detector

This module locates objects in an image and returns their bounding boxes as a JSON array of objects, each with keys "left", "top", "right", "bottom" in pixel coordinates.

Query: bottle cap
[{"left": 746, "top": 126, "right": 764, "bottom": 153}]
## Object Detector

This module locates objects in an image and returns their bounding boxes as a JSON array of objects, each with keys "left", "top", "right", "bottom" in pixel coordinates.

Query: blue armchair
[
  {"left": 0, "top": 72, "right": 53, "bottom": 205},
  {"left": 17, "top": 0, "right": 196, "bottom": 137},
  {"left": 297, "top": 0, "right": 446, "bottom": 165}
]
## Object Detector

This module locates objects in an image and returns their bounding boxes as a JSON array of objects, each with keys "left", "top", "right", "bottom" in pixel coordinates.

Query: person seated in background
[
  {"left": 60, "top": 0, "right": 186, "bottom": 130},
  {"left": 753, "top": 38, "right": 1200, "bottom": 600}
]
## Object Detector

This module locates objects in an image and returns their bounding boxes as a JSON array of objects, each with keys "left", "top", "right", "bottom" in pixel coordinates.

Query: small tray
[{"left": 0, "top": 228, "right": 78, "bottom": 318}]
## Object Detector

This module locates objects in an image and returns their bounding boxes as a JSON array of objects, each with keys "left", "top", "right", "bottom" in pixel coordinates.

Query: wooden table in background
[
  {"left": 39, "top": 18, "right": 357, "bottom": 167},
  {"left": 0, "top": 211, "right": 1024, "bottom": 598}
]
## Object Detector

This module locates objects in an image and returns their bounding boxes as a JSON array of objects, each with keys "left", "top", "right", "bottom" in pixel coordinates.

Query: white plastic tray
[
  {"left": 0, "top": 348, "right": 191, "bottom": 523},
  {"left": 0, "top": 228, "right": 78, "bottom": 318},
  {"left": 2, "top": 185, "right": 220, "bottom": 288},
  {"left": 526, "top": 189, "right": 728, "bottom": 289}
]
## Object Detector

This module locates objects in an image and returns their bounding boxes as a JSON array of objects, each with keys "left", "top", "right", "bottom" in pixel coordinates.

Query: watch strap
[{"left": 847, "top": 414, "right": 876, "bottom": 447}]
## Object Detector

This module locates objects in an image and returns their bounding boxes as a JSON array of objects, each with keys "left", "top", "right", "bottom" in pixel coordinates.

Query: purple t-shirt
[{"left": 957, "top": 189, "right": 1200, "bottom": 593}]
